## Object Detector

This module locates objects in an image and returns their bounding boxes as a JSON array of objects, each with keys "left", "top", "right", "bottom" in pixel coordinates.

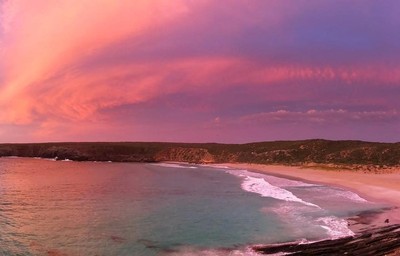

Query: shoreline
[
  {"left": 224, "top": 163, "right": 400, "bottom": 230},
  {"left": 5, "top": 157, "right": 400, "bottom": 227},
  {"left": 221, "top": 163, "right": 400, "bottom": 255},
  {"left": 4, "top": 157, "right": 400, "bottom": 227},
  {"left": 2, "top": 157, "right": 399, "bottom": 254}
]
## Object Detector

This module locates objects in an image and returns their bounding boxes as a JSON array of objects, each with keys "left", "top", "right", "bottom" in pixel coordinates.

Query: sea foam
[
  {"left": 226, "top": 169, "right": 319, "bottom": 208},
  {"left": 164, "top": 245, "right": 263, "bottom": 256},
  {"left": 317, "top": 216, "right": 355, "bottom": 238},
  {"left": 270, "top": 204, "right": 355, "bottom": 240},
  {"left": 152, "top": 163, "right": 198, "bottom": 169},
  {"left": 307, "top": 186, "right": 368, "bottom": 203},
  {"left": 225, "top": 169, "right": 317, "bottom": 188},
  {"left": 226, "top": 168, "right": 361, "bottom": 240},
  {"left": 242, "top": 176, "right": 320, "bottom": 208},
  {"left": 327, "top": 189, "right": 368, "bottom": 203}
]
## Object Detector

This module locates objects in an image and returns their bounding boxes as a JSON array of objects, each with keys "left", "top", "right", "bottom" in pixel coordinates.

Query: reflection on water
[
  {"left": 0, "top": 158, "right": 282, "bottom": 255},
  {"left": 0, "top": 158, "right": 384, "bottom": 256},
  {"left": 1, "top": 159, "right": 155, "bottom": 255}
]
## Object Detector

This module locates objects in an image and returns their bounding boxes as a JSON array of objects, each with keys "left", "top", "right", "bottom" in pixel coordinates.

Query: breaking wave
[
  {"left": 152, "top": 163, "right": 198, "bottom": 169},
  {"left": 241, "top": 176, "right": 320, "bottom": 208}
]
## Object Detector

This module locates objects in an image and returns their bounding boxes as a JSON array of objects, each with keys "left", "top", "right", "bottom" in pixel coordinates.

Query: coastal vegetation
[{"left": 1, "top": 139, "right": 400, "bottom": 169}]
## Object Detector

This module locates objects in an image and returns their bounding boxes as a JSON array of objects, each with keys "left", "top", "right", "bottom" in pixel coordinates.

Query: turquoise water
[{"left": 0, "top": 158, "right": 384, "bottom": 255}]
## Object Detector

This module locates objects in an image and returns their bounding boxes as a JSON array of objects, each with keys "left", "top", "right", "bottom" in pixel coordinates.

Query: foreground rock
[{"left": 253, "top": 224, "right": 400, "bottom": 256}]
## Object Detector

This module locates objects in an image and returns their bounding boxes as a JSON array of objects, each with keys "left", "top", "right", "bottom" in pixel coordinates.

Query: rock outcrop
[
  {"left": 253, "top": 224, "right": 400, "bottom": 256},
  {"left": 155, "top": 147, "right": 215, "bottom": 163}
]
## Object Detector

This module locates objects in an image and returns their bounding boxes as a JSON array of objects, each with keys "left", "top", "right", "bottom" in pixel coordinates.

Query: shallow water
[{"left": 0, "top": 158, "right": 385, "bottom": 255}]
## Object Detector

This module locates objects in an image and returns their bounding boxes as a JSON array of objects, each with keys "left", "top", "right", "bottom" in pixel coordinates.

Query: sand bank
[{"left": 224, "top": 163, "right": 400, "bottom": 227}]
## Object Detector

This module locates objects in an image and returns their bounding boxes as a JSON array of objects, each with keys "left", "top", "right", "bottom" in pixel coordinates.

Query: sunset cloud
[
  {"left": 0, "top": 0, "right": 189, "bottom": 119},
  {"left": 241, "top": 109, "right": 400, "bottom": 124},
  {"left": 1, "top": 1, "right": 400, "bottom": 142}
]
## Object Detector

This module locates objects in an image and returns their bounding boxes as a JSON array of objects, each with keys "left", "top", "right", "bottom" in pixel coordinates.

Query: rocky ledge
[{"left": 253, "top": 224, "right": 400, "bottom": 256}]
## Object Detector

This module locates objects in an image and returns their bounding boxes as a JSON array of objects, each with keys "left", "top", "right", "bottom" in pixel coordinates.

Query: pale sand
[{"left": 224, "top": 163, "right": 400, "bottom": 227}]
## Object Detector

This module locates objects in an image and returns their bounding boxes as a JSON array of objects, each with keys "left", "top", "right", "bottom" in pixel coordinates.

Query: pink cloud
[
  {"left": 241, "top": 109, "right": 400, "bottom": 124},
  {"left": 2, "top": 51, "right": 400, "bottom": 139},
  {"left": 1, "top": 1, "right": 400, "bottom": 142},
  {"left": 0, "top": 0, "right": 189, "bottom": 122}
]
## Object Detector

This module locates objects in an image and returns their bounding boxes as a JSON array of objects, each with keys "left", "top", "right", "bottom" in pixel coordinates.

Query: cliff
[{"left": 1, "top": 140, "right": 400, "bottom": 169}]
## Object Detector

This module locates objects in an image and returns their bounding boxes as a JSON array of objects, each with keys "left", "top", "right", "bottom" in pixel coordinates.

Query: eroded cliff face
[{"left": 155, "top": 147, "right": 215, "bottom": 163}]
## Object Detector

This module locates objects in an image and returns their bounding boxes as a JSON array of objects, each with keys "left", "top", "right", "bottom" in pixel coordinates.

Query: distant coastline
[{"left": 1, "top": 140, "right": 400, "bottom": 172}]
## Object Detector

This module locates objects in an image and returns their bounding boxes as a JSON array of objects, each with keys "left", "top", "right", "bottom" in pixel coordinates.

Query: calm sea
[{"left": 0, "top": 158, "right": 385, "bottom": 255}]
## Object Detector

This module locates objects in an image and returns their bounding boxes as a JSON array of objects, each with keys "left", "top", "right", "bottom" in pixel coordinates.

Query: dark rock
[{"left": 253, "top": 224, "right": 400, "bottom": 256}]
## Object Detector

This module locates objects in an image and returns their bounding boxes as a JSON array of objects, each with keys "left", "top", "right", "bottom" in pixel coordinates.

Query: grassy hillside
[{"left": 1, "top": 139, "right": 400, "bottom": 168}]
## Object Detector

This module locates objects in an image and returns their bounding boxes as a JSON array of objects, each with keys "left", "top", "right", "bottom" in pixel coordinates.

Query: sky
[{"left": 0, "top": 0, "right": 400, "bottom": 143}]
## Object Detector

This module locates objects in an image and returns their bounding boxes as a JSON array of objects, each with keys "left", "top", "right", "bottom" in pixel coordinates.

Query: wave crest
[{"left": 242, "top": 176, "right": 320, "bottom": 208}]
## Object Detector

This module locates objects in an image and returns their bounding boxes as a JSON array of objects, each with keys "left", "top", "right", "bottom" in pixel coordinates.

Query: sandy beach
[{"left": 225, "top": 163, "right": 400, "bottom": 229}]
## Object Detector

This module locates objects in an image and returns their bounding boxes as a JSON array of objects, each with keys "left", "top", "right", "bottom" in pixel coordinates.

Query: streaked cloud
[
  {"left": 241, "top": 109, "right": 400, "bottom": 124},
  {"left": 1, "top": 0, "right": 400, "bottom": 142}
]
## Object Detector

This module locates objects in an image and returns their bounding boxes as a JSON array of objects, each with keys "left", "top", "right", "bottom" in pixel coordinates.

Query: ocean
[{"left": 0, "top": 158, "right": 386, "bottom": 255}]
